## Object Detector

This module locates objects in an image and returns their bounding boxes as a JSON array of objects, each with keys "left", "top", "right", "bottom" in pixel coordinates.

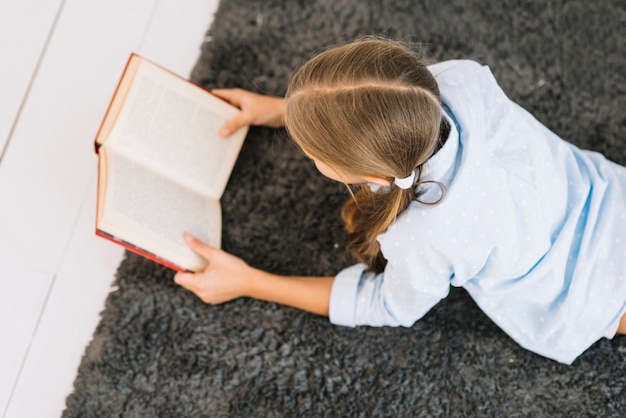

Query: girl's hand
[
  {"left": 211, "top": 88, "right": 285, "bottom": 137},
  {"left": 174, "top": 234, "right": 253, "bottom": 304},
  {"left": 174, "top": 234, "right": 334, "bottom": 316}
]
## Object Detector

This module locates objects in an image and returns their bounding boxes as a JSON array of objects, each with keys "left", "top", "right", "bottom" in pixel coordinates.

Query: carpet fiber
[{"left": 64, "top": 1, "right": 625, "bottom": 416}]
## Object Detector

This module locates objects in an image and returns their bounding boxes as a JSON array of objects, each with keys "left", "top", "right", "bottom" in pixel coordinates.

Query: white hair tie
[{"left": 394, "top": 169, "right": 418, "bottom": 189}]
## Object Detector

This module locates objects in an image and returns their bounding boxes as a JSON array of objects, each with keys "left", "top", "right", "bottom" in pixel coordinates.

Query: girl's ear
[{"left": 363, "top": 175, "right": 392, "bottom": 187}]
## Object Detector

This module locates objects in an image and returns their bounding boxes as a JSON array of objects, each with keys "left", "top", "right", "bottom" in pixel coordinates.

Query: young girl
[{"left": 174, "top": 38, "right": 626, "bottom": 364}]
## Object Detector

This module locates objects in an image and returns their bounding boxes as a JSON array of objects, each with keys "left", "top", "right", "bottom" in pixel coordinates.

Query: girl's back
[{"left": 358, "top": 59, "right": 626, "bottom": 364}]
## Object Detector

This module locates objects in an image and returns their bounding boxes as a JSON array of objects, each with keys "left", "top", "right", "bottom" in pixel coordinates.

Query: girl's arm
[
  {"left": 211, "top": 88, "right": 285, "bottom": 137},
  {"left": 174, "top": 234, "right": 334, "bottom": 316},
  {"left": 245, "top": 269, "right": 334, "bottom": 317}
]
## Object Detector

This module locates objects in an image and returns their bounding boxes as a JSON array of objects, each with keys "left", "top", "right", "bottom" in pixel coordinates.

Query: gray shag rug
[{"left": 64, "top": 1, "right": 625, "bottom": 416}]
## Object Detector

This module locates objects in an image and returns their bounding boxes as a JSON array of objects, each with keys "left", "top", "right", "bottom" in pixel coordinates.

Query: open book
[{"left": 95, "top": 54, "right": 248, "bottom": 272}]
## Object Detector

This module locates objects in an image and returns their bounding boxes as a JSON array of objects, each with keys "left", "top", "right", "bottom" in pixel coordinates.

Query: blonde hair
[{"left": 285, "top": 38, "right": 448, "bottom": 273}]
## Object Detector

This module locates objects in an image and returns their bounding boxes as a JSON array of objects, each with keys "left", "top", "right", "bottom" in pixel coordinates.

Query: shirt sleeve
[
  {"left": 329, "top": 254, "right": 451, "bottom": 328},
  {"left": 328, "top": 264, "right": 364, "bottom": 326}
]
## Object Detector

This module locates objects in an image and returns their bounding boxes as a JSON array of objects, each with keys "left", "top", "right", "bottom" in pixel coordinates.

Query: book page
[
  {"left": 106, "top": 58, "right": 247, "bottom": 199},
  {"left": 100, "top": 149, "right": 221, "bottom": 271}
]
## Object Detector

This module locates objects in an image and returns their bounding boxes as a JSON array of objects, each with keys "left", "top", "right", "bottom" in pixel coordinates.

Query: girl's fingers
[
  {"left": 173, "top": 271, "right": 195, "bottom": 287},
  {"left": 211, "top": 89, "right": 251, "bottom": 136},
  {"left": 183, "top": 233, "right": 218, "bottom": 259},
  {"left": 210, "top": 88, "right": 243, "bottom": 105},
  {"left": 219, "top": 113, "right": 250, "bottom": 137}
]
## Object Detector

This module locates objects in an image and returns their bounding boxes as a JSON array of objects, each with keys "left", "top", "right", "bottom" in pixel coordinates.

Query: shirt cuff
[{"left": 329, "top": 263, "right": 365, "bottom": 327}]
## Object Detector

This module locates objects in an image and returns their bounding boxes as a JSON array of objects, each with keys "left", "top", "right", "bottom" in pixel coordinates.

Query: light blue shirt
[{"left": 329, "top": 60, "right": 626, "bottom": 364}]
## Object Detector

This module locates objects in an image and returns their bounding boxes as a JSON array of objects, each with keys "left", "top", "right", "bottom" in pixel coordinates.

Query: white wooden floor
[{"left": 0, "top": 1, "right": 219, "bottom": 416}]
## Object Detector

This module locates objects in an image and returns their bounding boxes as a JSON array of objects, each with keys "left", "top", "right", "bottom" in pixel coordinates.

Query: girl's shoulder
[
  {"left": 428, "top": 59, "right": 494, "bottom": 88},
  {"left": 429, "top": 60, "right": 509, "bottom": 119},
  {"left": 427, "top": 59, "right": 484, "bottom": 73}
]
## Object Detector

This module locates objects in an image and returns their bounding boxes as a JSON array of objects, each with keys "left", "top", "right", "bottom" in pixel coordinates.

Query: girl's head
[
  {"left": 284, "top": 38, "right": 448, "bottom": 272},
  {"left": 284, "top": 37, "right": 443, "bottom": 186}
]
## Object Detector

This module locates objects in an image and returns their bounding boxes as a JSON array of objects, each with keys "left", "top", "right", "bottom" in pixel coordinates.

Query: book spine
[{"left": 96, "top": 229, "right": 189, "bottom": 272}]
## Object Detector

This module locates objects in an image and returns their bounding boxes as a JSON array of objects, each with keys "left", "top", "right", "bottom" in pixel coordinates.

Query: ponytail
[
  {"left": 343, "top": 186, "right": 414, "bottom": 273},
  {"left": 343, "top": 117, "right": 448, "bottom": 273}
]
